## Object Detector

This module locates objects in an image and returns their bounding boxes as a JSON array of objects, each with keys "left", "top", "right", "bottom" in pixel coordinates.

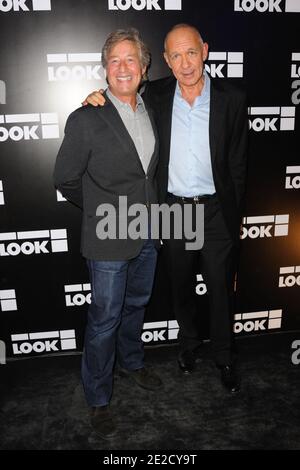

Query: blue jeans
[{"left": 81, "top": 238, "right": 157, "bottom": 407}]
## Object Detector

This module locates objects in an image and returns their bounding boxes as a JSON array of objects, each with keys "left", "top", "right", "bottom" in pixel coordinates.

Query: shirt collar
[
  {"left": 175, "top": 69, "right": 210, "bottom": 107},
  {"left": 106, "top": 88, "right": 146, "bottom": 112}
]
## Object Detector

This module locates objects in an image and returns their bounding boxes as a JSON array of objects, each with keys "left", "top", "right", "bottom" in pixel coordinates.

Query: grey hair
[
  {"left": 164, "top": 24, "right": 204, "bottom": 51},
  {"left": 101, "top": 28, "right": 151, "bottom": 70}
]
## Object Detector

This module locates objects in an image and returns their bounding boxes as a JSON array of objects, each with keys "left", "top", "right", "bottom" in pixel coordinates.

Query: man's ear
[
  {"left": 202, "top": 42, "right": 209, "bottom": 62},
  {"left": 163, "top": 52, "right": 171, "bottom": 69}
]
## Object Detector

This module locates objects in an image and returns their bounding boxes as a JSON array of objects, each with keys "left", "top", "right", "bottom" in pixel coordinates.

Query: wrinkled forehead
[
  {"left": 108, "top": 39, "right": 140, "bottom": 58},
  {"left": 165, "top": 27, "right": 203, "bottom": 51}
]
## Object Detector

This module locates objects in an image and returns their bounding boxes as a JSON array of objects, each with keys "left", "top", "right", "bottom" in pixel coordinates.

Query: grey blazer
[{"left": 54, "top": 93, "right": 159, "bottom": 260}]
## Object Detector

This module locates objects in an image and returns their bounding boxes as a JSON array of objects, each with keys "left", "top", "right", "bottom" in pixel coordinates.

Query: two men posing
[{"left": 54, "top": 24, "right": 248, "bottom": 439}]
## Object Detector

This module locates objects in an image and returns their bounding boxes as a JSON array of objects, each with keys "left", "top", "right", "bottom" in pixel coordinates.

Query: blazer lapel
[
  {"left": 209, "top": 79, "right": 226, "bottom": 166},
  {"left": 96, "top": 92, "right": 145, "bottom": 173},
  {"left": 157, "top": 79, "right": 176, "bottom": 169},
  {"left": 145, "top": 104, "right": 159, "bottom": 173}
]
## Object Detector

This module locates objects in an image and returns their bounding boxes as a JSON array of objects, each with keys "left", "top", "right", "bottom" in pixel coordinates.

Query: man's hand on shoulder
[{"left": 82, "top": 89, "right": 106, "bottom": 107}]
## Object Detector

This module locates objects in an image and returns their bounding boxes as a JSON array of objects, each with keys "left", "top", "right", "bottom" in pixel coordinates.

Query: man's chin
[
  {"left": 178, "top": 75, "right": 202, "bottom": 87},
  {"left": 179, "top": 79, "right": 197, "bottom": 87},
  {"left": 113, "top": 87, "right": 136, "bottom": 96}
]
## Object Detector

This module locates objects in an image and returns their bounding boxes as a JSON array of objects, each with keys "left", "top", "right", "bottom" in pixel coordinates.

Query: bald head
[
  {"left": 164, "top": 24, "right": 203, "bottom": 52},
  {"left": 163, "top": 24, "right": 208, "bottom": 95}
]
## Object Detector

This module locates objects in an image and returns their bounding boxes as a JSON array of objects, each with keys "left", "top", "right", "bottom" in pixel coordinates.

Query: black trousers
[{"left": 163, "top": 193, "right": 237, "bottom": 365}]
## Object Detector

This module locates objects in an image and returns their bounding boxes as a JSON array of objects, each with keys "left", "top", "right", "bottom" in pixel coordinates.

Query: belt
[{"left": 167, "top": 192, "right": 216, "bottom": 203}]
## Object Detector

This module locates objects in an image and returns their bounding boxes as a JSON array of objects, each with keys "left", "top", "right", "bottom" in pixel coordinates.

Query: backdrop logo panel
[
  {"left": 0, "top": 80, "right": 5, "bottom": 104},
  {"left": 195, "top": 274, "right": 207, "bottom": 296},
  {"left": 291, "top": 53, "right": 300, "bottom": 104},
  {"left": 0, "top": 180, "right": 4, "bottom": 205},
  {"left": 248, "top": 107, "right": 296, "bottom": 131},
  {"left": 0, "top": 0, "right": 299, "bottom": 357},
  {"left": 285, "top": 166, "right": 300, "bottom": 189},
  {"left": 0, "top": 290, "right": 17, "bottom": 312},
  {"left": 56, "top": 190, "right": 66, "bottom": 202},
  {"left": 47, "top": 53, "right": 104, "bottom": 82},
  {"left": 206, "top": 52, "right": 244, "bottom": 78},
  {"left": 0, "top": 229, "right": 68, "bottom": 256},
  {"left": 0, "top": 0, "right": 51, "bottom": 12},
  {"left": 107, "top": 0, "right": 182, "bottom": 10},
  {"left": 0, "top": 340, "right": 5, "bottom": 365},
  {"left": 279, "top": 266, "right": 300, "bottom": 287},
  {"left": 11, "top": 329, "right": 77, "bottom": 356},
  {"left": 142, "top": 320, "right": 179, "bottom": 343},
  {"left": 234, "top": 310, "right": 282, "bottom": 334},
  {"left": 241, "top": 215, "right": 289, "bottom": 239},
  {"left": 234, "top": 0, "right": 300, "bottom": 13},
  {"left": 291, "top": 53, "right": 300, "bottom": 77},
  {"left": 65, "top": 283, "right": 91, "bottom": 307},
  {"left": 0, "top": 113, "right": 59, "bottom": 142}
]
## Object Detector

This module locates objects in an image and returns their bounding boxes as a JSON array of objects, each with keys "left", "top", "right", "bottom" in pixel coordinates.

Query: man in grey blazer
[{"left": 54, "top": 28, "right": 161, "bottom": 439}]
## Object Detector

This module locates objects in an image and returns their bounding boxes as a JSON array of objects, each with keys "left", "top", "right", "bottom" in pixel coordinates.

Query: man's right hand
[{"left": 82, "top": 89, "right": 106, "bottom": 107}]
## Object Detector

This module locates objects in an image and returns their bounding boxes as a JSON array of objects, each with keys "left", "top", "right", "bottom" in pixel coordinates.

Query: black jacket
[{"left": 143, "top": 76, "right": 248, "bottom": 243}]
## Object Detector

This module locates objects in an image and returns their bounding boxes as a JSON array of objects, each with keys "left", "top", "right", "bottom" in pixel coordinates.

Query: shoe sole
[
  {"left": 93, "top": 429, "right": 118, "bottom": 440},
  {"left": 91, "top": 422, "right": 117, "bottom": 440},
  {"left": 221, "top": 382, "right": 241, "bottom": 394},
  {"left": 178, "top": 366, "right": 193, "bottom": 374}
]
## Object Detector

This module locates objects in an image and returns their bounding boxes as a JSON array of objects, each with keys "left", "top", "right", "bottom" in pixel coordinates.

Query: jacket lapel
[
  {"left": 158, "top": 79, "right": 176, "bottom": 169},
  {"left": 96, "top": 91, "right": 158, "bottom": 175},
  {"left": 154, "top": 76, "right": 225, "bottom": 171},
  {"left": 209, "top": 79, "right": 226, "bottom": 166},
  {"left": 145, "top": 104, "right": 159, "bottom": 174},
  {"left": 96, "top": 92, "right": 145, "bottom": 173}
]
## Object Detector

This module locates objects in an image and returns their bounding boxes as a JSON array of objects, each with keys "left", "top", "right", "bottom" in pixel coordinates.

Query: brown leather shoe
[
  {"left": 119, "top": 367, "right": 162, "bottom": 391},
  {"left": 90, "top": 405, "right": 117, "bottom": 439}
]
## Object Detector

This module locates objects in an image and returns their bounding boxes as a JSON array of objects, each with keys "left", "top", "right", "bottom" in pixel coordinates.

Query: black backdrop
[{"left": 0, "top": 0, "right": 299, "bottom": 360}]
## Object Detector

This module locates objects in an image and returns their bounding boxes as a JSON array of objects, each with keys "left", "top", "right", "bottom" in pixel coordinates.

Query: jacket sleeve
[
  {"left": 228, "top": 91, "right": 248, "bottom": 214},
  {"left": 53, "top": 110, "right": 91, "bottom": 209}
]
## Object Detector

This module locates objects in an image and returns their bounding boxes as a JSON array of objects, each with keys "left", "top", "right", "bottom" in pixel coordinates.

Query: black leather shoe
[
  {"left": 119, "top": 367, "right": 162, "bottom": 391},
  {"left": 90, "top": 405, "right": 117, "bottom": 439},
  {"left": 177, "top": 350, "right": 196, "bottom": 374},
  {"left": 217, "top": 364, "right": 241, "bottom": 394}
]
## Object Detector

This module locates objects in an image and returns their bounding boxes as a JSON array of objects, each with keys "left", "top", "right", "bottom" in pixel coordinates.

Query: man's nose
[
  {"left": 118, "top": 61, "right": 127, "bottom": 71},
  {"left": 181, "top": 54, "right": 190, "bottom": 68}
]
